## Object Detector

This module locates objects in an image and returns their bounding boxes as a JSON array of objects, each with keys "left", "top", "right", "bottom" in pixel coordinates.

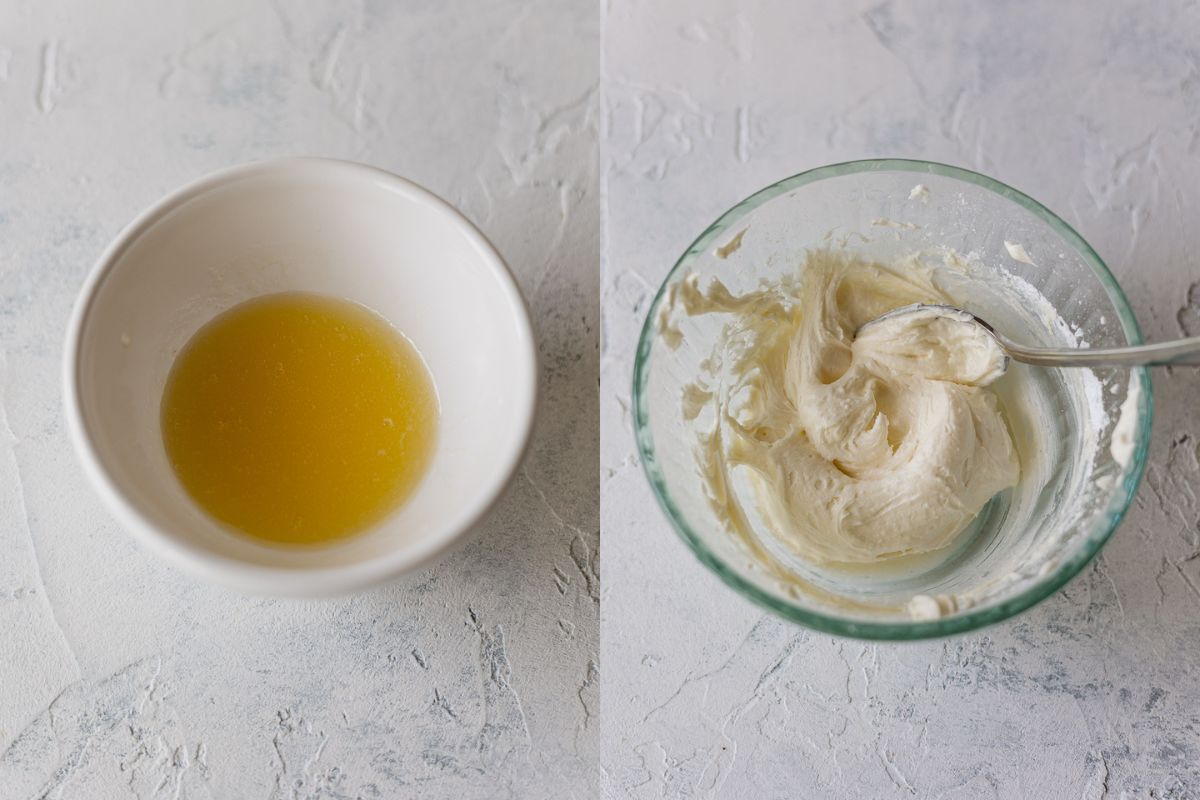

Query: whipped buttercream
[{"left": 662, "top": 250, "right": 1021, "bottom": 564}]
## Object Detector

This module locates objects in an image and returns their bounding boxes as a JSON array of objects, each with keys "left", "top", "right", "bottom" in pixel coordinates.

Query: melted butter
[{"left": 162, "top": 292, "right": 437, "bottom": 546}]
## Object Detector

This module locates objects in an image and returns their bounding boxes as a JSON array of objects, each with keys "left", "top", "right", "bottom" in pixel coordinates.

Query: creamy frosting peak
[{"left": 661, "top": 250, "right": 1020, "bottom": 564}]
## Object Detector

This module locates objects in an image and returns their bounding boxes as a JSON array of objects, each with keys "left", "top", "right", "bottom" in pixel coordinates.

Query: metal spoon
[{"left": 859, "top": 303, "right": 1200, "bottom": 371}]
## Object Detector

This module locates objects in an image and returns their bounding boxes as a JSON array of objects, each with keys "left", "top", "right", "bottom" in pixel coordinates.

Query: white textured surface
[
  {"left": 0, "top": 1, "right": 598, "bottom": 798},
  {"left": 602, "top": 1, "right": 1200, "bottom": 797}
]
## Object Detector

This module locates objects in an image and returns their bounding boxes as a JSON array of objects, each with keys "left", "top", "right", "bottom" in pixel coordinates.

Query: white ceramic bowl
[{"left": 64, "top": 158, "right": 537, "bottom": 596}]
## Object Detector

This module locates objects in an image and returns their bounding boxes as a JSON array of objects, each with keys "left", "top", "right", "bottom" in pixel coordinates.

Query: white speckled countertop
[
  {"left": 0, "top": 1, "right": 598, "bottom": 797},
  {"left": 602, "top": 0, "right": 1200, "bottom": 796},
  {"left": 8, "top": 0, "right": 1200, "bottom": 796}
]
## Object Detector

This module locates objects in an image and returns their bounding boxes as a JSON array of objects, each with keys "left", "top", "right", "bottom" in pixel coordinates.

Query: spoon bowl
[{"left": 860, "top": 302, "right": 1200, "bottom": 370}]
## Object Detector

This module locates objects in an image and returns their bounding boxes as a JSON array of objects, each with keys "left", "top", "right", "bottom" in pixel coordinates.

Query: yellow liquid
[{"left": 161, "top": 292, "right": 437, "bottom": 545}]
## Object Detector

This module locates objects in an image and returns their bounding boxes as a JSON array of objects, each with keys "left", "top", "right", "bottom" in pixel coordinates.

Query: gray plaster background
[
  {"left": 8, "top": 0, "right": 1200, "bottom": 797},
  {"left": 0, "top": 1, "right": 598, "bottom": 798},
  {"left": 601, "top": 1, "right": 1200, "bottom": 797}
]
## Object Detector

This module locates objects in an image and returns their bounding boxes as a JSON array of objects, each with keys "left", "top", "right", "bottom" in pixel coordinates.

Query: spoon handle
[{"left": 1003, "top": 336, "right": 1200, "bottom": 368}]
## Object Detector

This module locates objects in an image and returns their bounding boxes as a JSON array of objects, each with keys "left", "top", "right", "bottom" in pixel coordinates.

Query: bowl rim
[
  {"left": 63, "top": 156, "right": 538, "bottom": 597},
  {"left": 631, "top": 157, "right": 1153, "bottom": 640}
]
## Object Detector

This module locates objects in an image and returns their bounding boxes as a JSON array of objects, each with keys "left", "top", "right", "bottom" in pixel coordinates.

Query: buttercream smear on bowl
[{"left": 657, "top": 242, "right": 1103, "bottom": 620}]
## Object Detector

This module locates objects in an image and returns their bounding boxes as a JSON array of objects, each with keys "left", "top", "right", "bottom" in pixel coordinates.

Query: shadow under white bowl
[{"left": 64, "top": 158, "right": 537, "bottom": 596}]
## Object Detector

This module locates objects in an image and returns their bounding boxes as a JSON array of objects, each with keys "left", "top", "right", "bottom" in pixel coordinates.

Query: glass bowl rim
[{"left": 631, "top": 157, "right": 1154, "bottom": 641}]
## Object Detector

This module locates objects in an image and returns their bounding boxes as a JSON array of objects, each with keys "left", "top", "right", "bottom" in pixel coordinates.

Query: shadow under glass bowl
[{"left": 633, "top": 159, "right": 1153, "bottom": 640}]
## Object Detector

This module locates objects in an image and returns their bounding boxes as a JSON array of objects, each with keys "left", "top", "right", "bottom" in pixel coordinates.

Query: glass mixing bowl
[{"left": 633, "top": 159, "right": 1152, "bottom": 640}]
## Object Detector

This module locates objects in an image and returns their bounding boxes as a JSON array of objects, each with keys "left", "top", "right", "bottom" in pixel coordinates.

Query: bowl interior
[
  {"left": 636, "top": 161, "right": 1151, "bottom": 639},
  {"left": 73, "top": 160, "right": 535, "bottom": 580}
]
